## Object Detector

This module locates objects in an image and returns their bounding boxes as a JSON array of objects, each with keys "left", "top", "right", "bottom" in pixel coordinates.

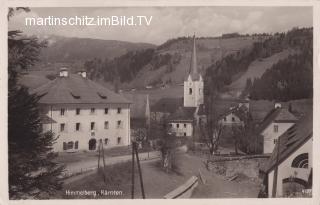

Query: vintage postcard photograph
[{"left": 6, "top": 5, "right": 314, "bottom": 201}]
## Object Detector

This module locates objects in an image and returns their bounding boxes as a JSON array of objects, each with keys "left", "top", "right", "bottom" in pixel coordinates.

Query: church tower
[{"left": 183, "top": 35, "right": 204, "bottom": 107}]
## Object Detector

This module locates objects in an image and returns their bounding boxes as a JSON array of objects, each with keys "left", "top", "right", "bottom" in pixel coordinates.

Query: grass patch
[{"left": 57, "top": 161, "right": 137, "bottom": 199}]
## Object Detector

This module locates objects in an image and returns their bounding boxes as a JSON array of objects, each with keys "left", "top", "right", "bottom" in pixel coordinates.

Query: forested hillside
[
  {"left": 205, "top": 27, "right": 312, "bottom": 101},
  {"left": 248, "top": 28, "right": 312, "bottom": 101},
  {"left": 84, "top": 35, "right": 260, "bottom": 88}
]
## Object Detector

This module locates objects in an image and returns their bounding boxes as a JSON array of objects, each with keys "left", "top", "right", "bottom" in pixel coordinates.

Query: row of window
[
  {"left": 223, "top": 116, "right": 236, "bottom": 122},
  {"left": 188, "top": 88, "right": 202, "bottom": 95},
  {"left": 170, "top": 123, "right": 188, "bottom": 128},
  {"left": 60, "top": 107, "right": 122, "bottom": 116},
  {"left": 62, "top": 137, "right": 122, "bottom": 150},
  {"left": 63, "top": 141, "right": 79, "bottom": 150},
  {"left": 60, "top": 120, "right": 124, "bottom": 132}
]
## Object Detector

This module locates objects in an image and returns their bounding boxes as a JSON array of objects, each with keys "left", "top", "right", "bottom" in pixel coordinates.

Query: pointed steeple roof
[{"left": 185, "top": 34, "right": 201, "bottom": 81}]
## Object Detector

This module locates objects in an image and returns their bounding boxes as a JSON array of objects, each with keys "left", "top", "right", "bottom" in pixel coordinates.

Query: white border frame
[{"left": 1, "top": 1, "right": 319, "bottom": 205}]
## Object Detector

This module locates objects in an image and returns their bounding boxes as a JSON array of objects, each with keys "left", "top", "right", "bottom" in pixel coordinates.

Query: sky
[{"left": 8, "top": 7, "right": 313, "bottom": 45}]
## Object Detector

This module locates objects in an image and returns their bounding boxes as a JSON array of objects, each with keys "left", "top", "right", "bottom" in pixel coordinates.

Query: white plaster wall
[
  {"left": 263, "top": 122, "right": 295, "bottom": 154},
  {"left": 219, "top": 113, "right": 243, "bottom": 126},
  {"left": 183, "top": 76, "right": 203, "bottom": 107},
  {"left": 41, "top": 103, "right": 130, "bottom": 152},
  {"left": 267, "top": 138, "right": 312, "bottom": 197},
  {"left": 170, "top": 122, "right": 193, "bottom": 137}
]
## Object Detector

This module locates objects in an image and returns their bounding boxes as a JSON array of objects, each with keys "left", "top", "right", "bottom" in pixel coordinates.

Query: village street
[
  {"left": 61, "top": 151, "right": 262, "bottom": 199},
  {"left": 57, "top": 150, "right": 161, "bottom": 176}
]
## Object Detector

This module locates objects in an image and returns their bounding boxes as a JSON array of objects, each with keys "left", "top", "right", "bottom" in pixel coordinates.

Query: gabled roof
[
  {"left": 123, "top": 93, "right": 149, "bottom": 119},
  {"left": 185, "top": 35, "right": 201, "bottom": 81},
  {"left": 151, "top": 97, "right": 183, "bottom": 114},
  {"left": 219, "top": 104, "right": 249, "bottom": 122},
  {"left": 168, "top": 107, "right": 196, "bottom": 122},
  {"left": 261, "top": 114, "right": 312, "bottom": 173},
  {"left": 31, "top": 74, "right": 130, "bottom": 104},
  {"left": 256, "top": 108, "right": 298, "bottom": 134}
]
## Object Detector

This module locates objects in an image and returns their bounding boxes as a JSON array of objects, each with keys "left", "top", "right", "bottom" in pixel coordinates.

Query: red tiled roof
[
  {"left": 261, "top": 114, "right": 312, "bottom": 173},
  {"left": 31, "top": 74, "right": 130, "bottom": 104}
]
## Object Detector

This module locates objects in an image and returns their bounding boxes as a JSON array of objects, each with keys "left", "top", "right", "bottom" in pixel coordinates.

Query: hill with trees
[
  {"left": 39, "top": 35, "right": 155, "bottom": 63},
  {"left": 205, "top": 27, "right": 312, "bottom": 101}
]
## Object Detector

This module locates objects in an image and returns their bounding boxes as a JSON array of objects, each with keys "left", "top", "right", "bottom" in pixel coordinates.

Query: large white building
[
  {"left": 261, "top": 114, "right": 312, "bottom": 197},
  {"left": 32, "top": 69, "right": 131, "bottom": 152}
]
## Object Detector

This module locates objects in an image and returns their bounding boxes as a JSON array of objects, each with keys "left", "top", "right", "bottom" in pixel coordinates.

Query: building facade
[
  {"left": 169, "top": 121, "right": 193, "bottom": 137},
  {"left": 261, "top": 115, "right": 313, "bottom": 197},
  {"left": 256, "top": 106, "right": 298, "bottom": 154},
  {"left": 33, "top": 69, "right": 131, "bottom": 152}
]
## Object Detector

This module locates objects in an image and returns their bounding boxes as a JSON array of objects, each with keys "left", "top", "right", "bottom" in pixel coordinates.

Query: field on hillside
[
  {"left": 122, "top": 85, "right": 184, "bottom": 105},
  {"left": 130, "top": 37, "right": 260, "bottom": 88},
  {"left": 226, "top": 49, "right": 297, "bottom": 98}
]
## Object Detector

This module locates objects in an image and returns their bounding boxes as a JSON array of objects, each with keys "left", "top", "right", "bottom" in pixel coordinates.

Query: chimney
[
  {"left": 77, "top": 70, "right": 87, "bottom": 78},
  {"left": 275, "top": 102, "right": 282, "bottom": 109},
  {"left": 59, "top": 67, "right": 69, "bottom": 77}
]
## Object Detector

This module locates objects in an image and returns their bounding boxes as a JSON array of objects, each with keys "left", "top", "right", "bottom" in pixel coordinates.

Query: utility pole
[
  {"left": 97, "top": 140, "right": 107, "bottom": 183},
  {"left": 131, "top": 142, "right": 135, "bottom": 199},
  {"left": 272, "top": 137, "right": 281, "bottom": 197},
  {"left": 134, "top": 142, "right": 146, "bottom": 199}
]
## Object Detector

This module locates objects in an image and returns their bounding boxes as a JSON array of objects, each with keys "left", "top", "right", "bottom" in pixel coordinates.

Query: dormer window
[
  {"left": 70, "top": 92, "right": 80, "bottom": 99},
  {"left": 97, "top": 92, "right": 107, "bottom": 99}
]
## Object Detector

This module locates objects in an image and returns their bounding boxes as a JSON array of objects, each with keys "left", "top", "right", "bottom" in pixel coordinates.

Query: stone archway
[
  {"left": 89, "top": 138, "right": 97, "bottom": 150},
  {"left": 282, "top": 177, "right": 308, "bottom": 197}
]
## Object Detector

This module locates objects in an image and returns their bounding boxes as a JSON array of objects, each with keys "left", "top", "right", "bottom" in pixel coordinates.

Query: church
[{"left": 168, "top": 35, "right": 204, "bottom": 137}]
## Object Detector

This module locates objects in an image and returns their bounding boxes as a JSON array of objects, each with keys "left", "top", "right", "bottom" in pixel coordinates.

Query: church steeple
[
  {"left": 183, "top": 34, "right": 204, "bottom": 108},
  {"left": 186, "top": 34, "right": 200, "bottom": 81}
]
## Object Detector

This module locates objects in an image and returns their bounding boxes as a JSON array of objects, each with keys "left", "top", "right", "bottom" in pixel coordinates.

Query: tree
[
  {"left": 8, "top": 8, "right": 64, "bottom": 199},
  {"left": 231, "top": 125, "right": 243, "bottom": 155},
  {"left": 157, "top": 115, "right": 179, "bottom": 173},
  {"left": 199, "top": 78, "right": 224, "bottom": 155}
]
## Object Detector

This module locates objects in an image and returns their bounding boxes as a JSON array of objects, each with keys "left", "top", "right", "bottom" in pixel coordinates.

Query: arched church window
[
  {"left": 292, "top": 153, "right": 308, "bottom": 168},
  {"left": 189, "top": 88, "right": 192, "bottom": 95}
]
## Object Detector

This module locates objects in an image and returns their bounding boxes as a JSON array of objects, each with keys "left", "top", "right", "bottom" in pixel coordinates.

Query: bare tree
[
  {"left": 199, "top": 79, "right": 224, "bottom": 155},
  {"left": 231, "top": 124, "right": 244, "bottom": 155}
]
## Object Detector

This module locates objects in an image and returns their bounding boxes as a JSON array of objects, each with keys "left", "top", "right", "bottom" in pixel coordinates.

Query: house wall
[
  {"left": 41, "top": 103, "right": 130, "bottom": 152},
  {"left": 219, "top": 113, "right": 243, "bottom": 126},
  {"left": 263, "top": 122, "right": 295, "bottom": 154},
  {"left": 183, "top": 76, "right": 203, "bottom": 108},
  {"left": 169, "top": 122, "right": 193, "bottom": 137},
  {"left": 267, "top": 138, "right": 312, "bottom": 197}
]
